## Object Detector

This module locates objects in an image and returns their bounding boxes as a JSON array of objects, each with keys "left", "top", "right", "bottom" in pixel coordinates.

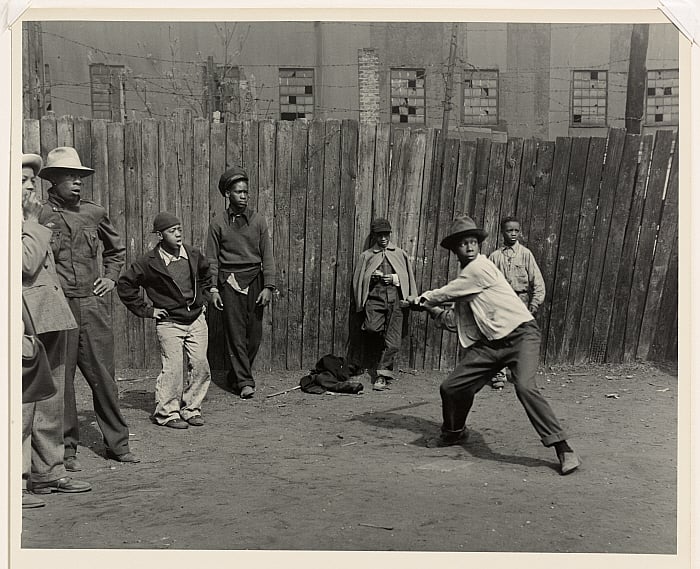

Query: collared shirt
[
  {"left": 158, "top": 244, "right": 189, "bottom": 266},
  {"left": 488, "top": 241, "right": 545, "bottom": 311},
  {"left": 420, "top": 254, "right": 533, "bottom": 346}
]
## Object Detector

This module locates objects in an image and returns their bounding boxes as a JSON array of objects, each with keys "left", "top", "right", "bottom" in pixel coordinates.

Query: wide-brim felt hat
[
  {"left": 38, "top": 147, "right": 94, "bottom": 179},
  {"left": 218, "top": 166, "right": 249, "bottom": 196},
  {"left": 440, "top": 215, "right": 488, "bottom": 249},
  {"left": 22, "top": 153, "right": 43, "bottom": 176}
]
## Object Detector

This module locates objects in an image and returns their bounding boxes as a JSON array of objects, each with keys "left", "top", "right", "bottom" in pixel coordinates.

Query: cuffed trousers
[{"left": 440, "top": 320, "right": 568, "bottom": 447}]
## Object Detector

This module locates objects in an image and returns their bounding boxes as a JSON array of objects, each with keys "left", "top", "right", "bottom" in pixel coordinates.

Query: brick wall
[{"left": 358, "top": 48, "right": 380, "bottom": 123}]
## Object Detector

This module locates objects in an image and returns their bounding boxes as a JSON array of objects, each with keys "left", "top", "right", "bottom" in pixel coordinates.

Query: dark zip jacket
[{"left": 117, "top": 244, "right": 213, "bottom": 325}]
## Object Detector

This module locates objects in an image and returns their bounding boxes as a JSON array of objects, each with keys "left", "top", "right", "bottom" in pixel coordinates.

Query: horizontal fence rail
[{"left": 23, "top": 115, "right": 678, "bottom": 371}]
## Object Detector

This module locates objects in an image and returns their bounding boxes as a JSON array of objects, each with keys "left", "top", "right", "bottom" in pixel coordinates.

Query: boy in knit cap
[
  {"left": 352, "top": 218, "right": 416, "bottom": 391},
  {"left": 207, "top": 166, "right": 276, "bottom": 399},
  {"left": 118, "top": 213, "right": 213, "bottom": 429}
]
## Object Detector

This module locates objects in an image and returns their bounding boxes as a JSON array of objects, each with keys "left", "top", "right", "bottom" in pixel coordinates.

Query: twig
[
  {"left": 266, "top": 385, "right": 301, "bottom": 398},
  {"left": 358, "top": 522, "right": 394, "bottom": 531},
  {"left": 341, "top": 442, "right": 358, "bottom": 447}
]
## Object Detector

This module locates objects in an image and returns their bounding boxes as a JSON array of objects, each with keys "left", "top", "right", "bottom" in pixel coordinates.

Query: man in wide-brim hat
[
  {"left": 407, "top": 215, "right": 580, "bottom": 475},
  {"left": 38, "top": 147, "right": 139, "bottom": 467}
]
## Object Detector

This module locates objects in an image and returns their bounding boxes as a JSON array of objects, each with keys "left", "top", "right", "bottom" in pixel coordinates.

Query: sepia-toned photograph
[{"left": 12, "top": 6, "right": 686, "bottom": 564}]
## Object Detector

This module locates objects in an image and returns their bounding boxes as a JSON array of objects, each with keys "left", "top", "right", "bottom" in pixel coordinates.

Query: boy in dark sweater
[
  {"left": 117, "top": 212, "right": 213, "bottom": 429},
  {"left": 207, "top": 166, "right": 276, "bottom": 399}
]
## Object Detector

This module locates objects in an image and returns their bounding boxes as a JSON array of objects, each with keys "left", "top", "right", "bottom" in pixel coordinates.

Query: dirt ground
[{"left": 20, "top": 361, "right": 678, "bottom": 554}]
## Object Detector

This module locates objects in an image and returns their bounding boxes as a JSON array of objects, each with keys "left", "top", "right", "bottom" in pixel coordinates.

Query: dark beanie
[
  {"left": 152, "top": 212, "right": 181, "bottom": 233},
  {"left": 371, "top": 218, "right": 392, "bottom": 233},
  {"left": 218, "top": 166, "right": 249, "bottom": 196}
]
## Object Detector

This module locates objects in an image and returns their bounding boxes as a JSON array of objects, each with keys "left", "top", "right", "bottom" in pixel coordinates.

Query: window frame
[
  {"left": 389, "top": 67, "right": 426, "bottom": 125},
  {"left": 645, "top": 68, "right": 679, "bottom": 127},
  {"left": 570, "top": 69, "right": 608, "bottom": 128},
  {"left": 279, "top": 68, "right": 315, "bottom": 121},
  {"left": 461, "top": 68, "right": 499, "bottom": 126},
  {"left": 89, "top": 63, "right": 125, "bottom": 122}
]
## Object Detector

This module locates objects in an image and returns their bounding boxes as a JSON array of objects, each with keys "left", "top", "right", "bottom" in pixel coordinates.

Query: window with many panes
[
  {"left": 390, "top": 68, "right": 425, "bottom": 124},
  {"left": 646, "top": 69, "right": 678, "bottom": 126},
  {"left": 462, "top": 69, "right": 499, "bottom": 125},
  {"left": 279, "top": 68, "right": 314, "bottom": 120},
  {"left": 89, "top": 63, "right": 125, "bottom": 121},
  {"left": 571, "top": 70, "right": 607, "bottom": 126}
]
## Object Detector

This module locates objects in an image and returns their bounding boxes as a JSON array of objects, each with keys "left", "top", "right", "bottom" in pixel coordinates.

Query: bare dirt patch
[{"left": 21, "top": 362, "right": 677, "bottom": 553}]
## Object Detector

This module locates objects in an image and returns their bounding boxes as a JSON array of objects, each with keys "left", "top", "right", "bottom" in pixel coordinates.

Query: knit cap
[{"left": 152, "top": 212, "right": 181, "bottom": 233}]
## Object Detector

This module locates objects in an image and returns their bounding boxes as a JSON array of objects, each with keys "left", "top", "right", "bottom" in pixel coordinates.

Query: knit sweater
[{"left": 206, "top": 207, "right": 276, "bottom": 288}]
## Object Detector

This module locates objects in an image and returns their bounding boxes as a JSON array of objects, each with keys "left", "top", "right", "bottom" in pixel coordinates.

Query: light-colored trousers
[
  {"left": 22, "top": 330, "right": 68, "bottom": 486},
  {"left": 153, "top": 312, "right": 211, "bottom": 425}
]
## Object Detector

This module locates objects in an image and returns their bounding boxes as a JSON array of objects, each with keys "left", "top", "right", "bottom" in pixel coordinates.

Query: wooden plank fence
[{"left": 22, "top": 115, "right": 678, "bottom": 371}]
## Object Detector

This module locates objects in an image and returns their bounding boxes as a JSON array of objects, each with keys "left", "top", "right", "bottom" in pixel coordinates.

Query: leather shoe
[
  {"left": 22, "top": 490, "right": 45, "bottom": 508},
  {"left": 558, "top": 451, "right": 581, "bottom": 475},
  {"left": 372, "top": 377, "right": 388, "bottom": 391},
  {"left": 32, "top": 477, "right": 92, "bottom": 495},
  {"left": 64, "top": 456, "right": 82, "bottom": 472},
  {"left": 425, "top": 430, "right": 468, "bottom": 448},
  {"left": 240, "top": 386, "right": 255, "bottom": 399},
  {"left": 106, "top": 450, "right": 141, "bottom": 463},
  {"left": 163, "top": 418, "right": 189, "bottom": 429},
  {"left": 185, "top": 415, "right": 205, "bottom": 427}
]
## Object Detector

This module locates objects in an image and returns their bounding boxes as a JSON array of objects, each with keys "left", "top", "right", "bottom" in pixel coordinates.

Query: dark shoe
[
  {"left": 491, "top": 370, "right": 506, "bottom": 390},
  {"left": 32, "top": 477, "right": 92, "bottom": 495},
  {"left": 240, "top": 386, "right": 255, "bottom": 399},
  {"left": 106, "top": 450, "right": 141, "bottom": 463},
  {"left": 558, "top": 451, "right": 581, "bottom": 475},
  {"left": 425, "top": 430, "right": 468, "bottom": 448},
  {"left": 372, "top": 377, "right": 388, "bottom": 391},
  {"left": 163, "top": 418, "right": 189, "bottom": 429},
  {"left": 22, "top": 490, "right": 45, "bottom": 508},
  {"left": 64, "top": 456, "right": 83, "bottom": 472},
  {"left": 185, "top": 415, "right": 205, "bottom": 427}
]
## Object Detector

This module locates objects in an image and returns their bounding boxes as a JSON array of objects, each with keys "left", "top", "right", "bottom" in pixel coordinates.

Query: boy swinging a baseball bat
[{"left": 406, "top": 215, "right": 580, "bottom": 475}]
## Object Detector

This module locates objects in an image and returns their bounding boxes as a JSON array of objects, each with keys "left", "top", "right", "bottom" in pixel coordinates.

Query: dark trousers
[
  {"left": 363, "top": 285, "right": 404, "bottom": 377},
  {"left": 220, "top": 273, "right": 264, "bottom": 391},
  {"left": 64, "top": 296, "right": 130, "bottom": 458},
  {"left": 440, "top": 320, "right": 567, "bottom": 447}
]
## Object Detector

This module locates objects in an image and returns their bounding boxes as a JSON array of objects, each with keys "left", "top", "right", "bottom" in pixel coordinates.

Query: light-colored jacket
[
  {"left": 488, "top": 241, "right": 545, "bottom": 312},
  {"left": 22, "top": 220, "right": 77, "bottom": 335},
  {"left": 352, "top": 242, "right": 417, "bottom": 311},
  {"left": 420, "top": 254, "right": 532, "bottom": 349}
]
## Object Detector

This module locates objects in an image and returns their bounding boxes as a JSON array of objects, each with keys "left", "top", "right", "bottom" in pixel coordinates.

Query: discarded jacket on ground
[{"left": 300, "top": 354, "right": 364, "bottom": 394}]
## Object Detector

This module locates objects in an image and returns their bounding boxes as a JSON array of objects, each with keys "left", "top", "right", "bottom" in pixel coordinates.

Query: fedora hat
[
  {"left": 440, "top": 215, "right": 488, "bottom": 250},
  {"left": 38, "top": 147, "right": 94, "bottom": 179},
  {"left": 22, "top": 153, "right": 43, "bottom": 176}
]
